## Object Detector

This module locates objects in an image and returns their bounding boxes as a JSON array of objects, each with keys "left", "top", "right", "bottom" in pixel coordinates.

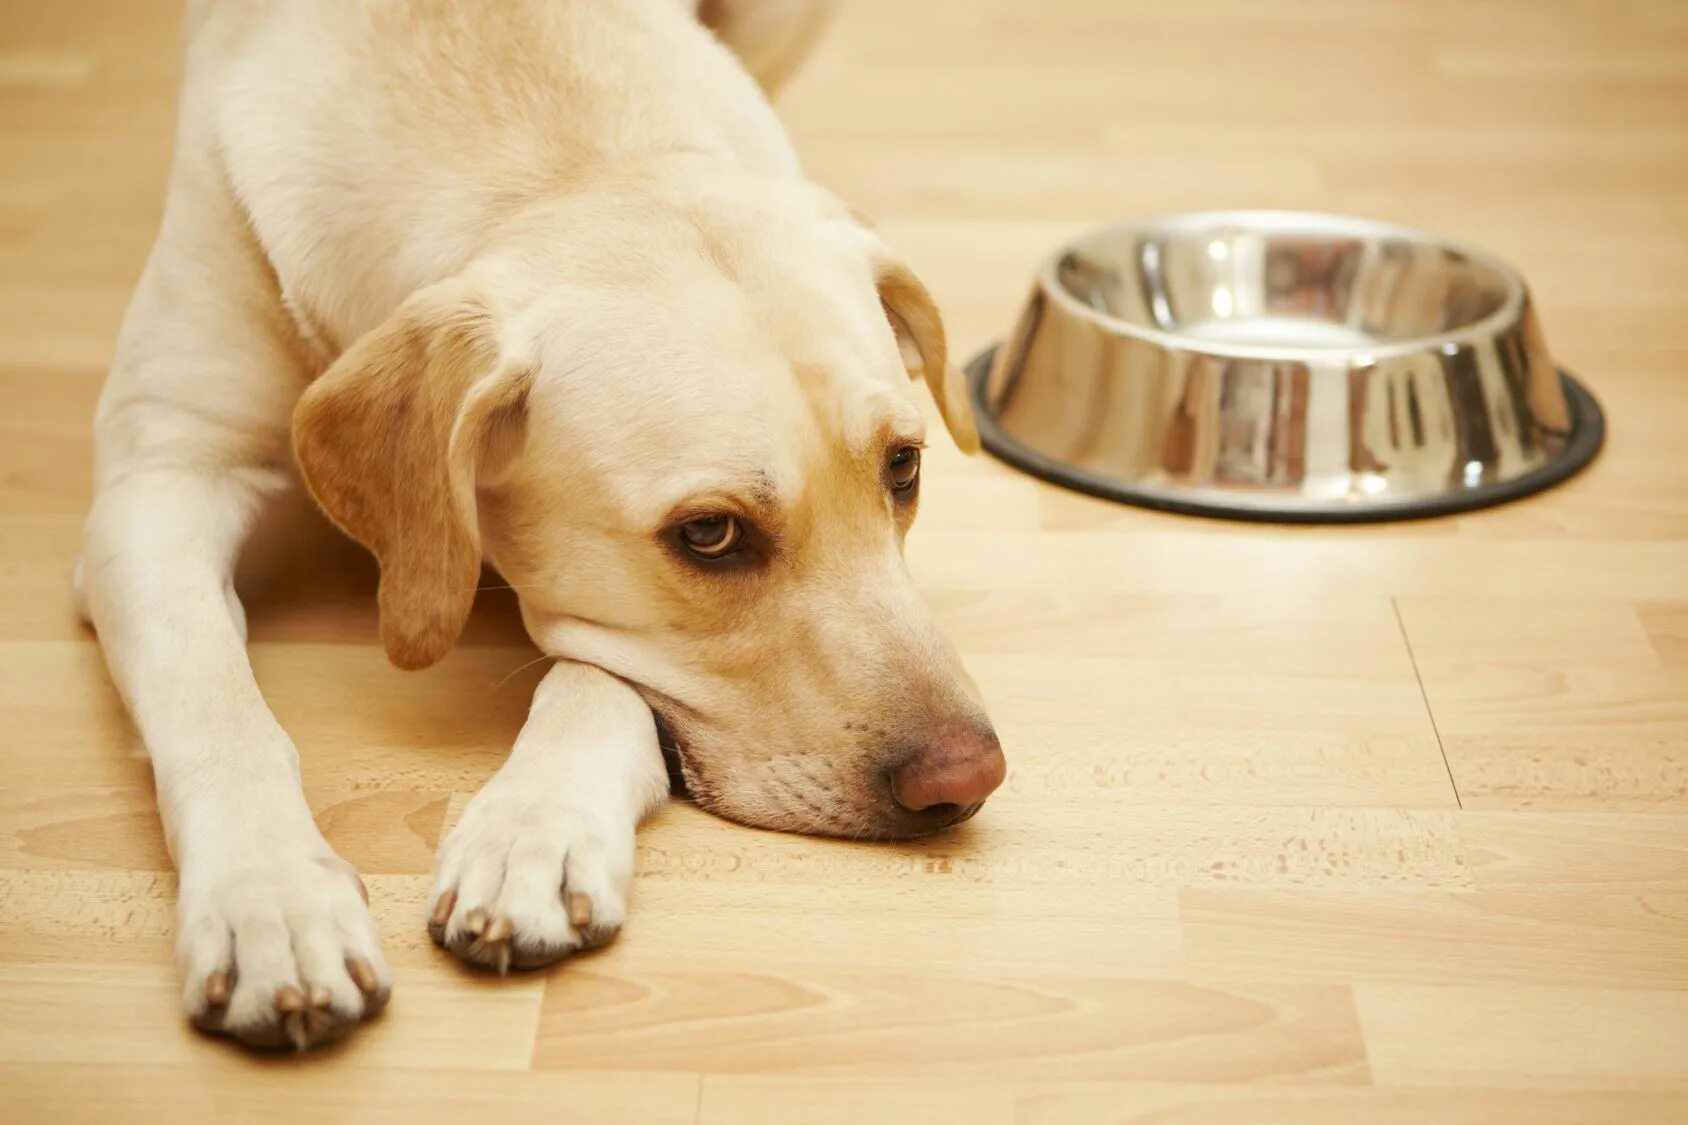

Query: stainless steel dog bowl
[{"left": 968, "top": 211, "right": 1603, "bottom": 522}]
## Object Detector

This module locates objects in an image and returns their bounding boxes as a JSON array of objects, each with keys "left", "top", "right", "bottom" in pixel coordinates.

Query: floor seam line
[{"left": 1392, "top": 597, "right": 1463, "bottom": 810}]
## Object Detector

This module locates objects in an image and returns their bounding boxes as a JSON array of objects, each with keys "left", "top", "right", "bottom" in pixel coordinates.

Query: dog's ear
[
  {"left": 293, "top": 281, "right": 532, "bottom": 670},
  {"left": 873, "top": 254, "right": 980, "bottom": 453}
]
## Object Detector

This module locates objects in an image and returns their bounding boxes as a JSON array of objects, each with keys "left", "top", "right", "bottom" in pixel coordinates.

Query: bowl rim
[{"left": 1036, "top": 209, "right": 1529, "bottom": 363}]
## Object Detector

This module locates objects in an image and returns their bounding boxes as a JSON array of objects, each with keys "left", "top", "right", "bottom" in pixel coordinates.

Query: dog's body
[{"left": 81, "top": 0, "right": 1003, "bottom": 1049}]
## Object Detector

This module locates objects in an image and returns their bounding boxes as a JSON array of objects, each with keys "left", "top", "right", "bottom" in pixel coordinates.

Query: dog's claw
[
  {"left": 284, "top": 1010, "right": 309, "bottom": 1051},
  {"left": 464, "top": 907, "right": 489, "bottom": 937},
  {"left": 347, "top": 957, "right": 380, "bottom": 995},
  {"left": 476, "top": 916, "right": 515, "bottom": 974},
  {"left": 275, "top": 985, "right": 306, "bottom": 1014},
  {"left": 203, "top": 970, "right": 231, "bottom": 1007},
  {"left": 427, "top": 890, "right": 457, "bottom": 944},
  {"left": 567, "top": 892, "right": 593, "bottom": 930}
]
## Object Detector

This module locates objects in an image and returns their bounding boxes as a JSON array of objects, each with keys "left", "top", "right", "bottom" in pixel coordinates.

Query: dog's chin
[{"left": 731, "top": 799, "right": 984, "bottom": 841}]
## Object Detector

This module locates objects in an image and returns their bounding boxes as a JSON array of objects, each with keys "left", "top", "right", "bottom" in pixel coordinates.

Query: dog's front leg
[
  {"left": 82, "top": 470, "right": 393, "bottom": 1048},
  {"left": 427, "top": 660, "right": 669, "bottom": 971}
]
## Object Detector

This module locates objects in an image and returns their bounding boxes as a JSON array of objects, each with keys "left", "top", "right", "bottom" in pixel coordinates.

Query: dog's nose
[{"left": 889, "top": 724, "right": 1006, "bottom": 813}]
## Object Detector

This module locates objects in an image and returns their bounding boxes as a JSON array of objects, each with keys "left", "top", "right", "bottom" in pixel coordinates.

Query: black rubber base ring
[{"left": 964, "top": 345, "right": 1606, "bottom": 525}]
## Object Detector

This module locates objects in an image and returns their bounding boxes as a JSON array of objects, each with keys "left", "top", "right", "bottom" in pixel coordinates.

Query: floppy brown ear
[
  {"left": 292, "top": 281, "right": 531, "bottom": 670},
  {"left": 874, "top": 257, "right": 980, "bottom": 453}
]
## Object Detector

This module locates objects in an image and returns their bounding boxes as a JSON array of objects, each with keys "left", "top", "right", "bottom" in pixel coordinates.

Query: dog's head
[{"left": 293, "top": 177, "right": 1003, "bottom": 838}]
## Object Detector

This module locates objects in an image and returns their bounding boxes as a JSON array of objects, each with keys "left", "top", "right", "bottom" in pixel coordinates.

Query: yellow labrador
[{"left": 78, "top": 0, "right": 1003, "bottom": 1050}]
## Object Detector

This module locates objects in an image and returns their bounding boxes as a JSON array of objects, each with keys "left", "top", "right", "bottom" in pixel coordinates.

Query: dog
[{"left": 77, "top": 0, "right": 1004, "bottom": 1050}]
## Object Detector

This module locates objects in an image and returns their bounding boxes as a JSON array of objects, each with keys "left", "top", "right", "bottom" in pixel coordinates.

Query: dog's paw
[
  {"left": 427, "top": 795, "right": 633, "bottom": 972},
  {"left": 177, "top": 851, "right": 391, "bottom": 1050}
]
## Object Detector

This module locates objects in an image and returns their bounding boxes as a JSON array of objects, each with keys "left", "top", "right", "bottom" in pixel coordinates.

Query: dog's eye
[
  {"left": 678, "top": 514, "right": 741, "bottom": 559},
  {"left": 888, "top": 446, "right": 921, "bottom": 494}
]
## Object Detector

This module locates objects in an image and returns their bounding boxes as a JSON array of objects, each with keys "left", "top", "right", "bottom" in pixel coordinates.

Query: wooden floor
[{"left": 4, "top": 0, "right": 1688, "bottom": 1120}]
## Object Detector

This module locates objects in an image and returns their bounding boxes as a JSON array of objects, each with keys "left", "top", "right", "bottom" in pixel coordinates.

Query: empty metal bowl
[{"left": 968, "top": 210, "right": 1603, "bottom": 522}]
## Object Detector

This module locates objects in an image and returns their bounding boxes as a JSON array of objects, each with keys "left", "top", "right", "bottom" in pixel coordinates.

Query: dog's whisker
[{"left": 493, "top": 652, "right": 552, "bottom": 689}]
